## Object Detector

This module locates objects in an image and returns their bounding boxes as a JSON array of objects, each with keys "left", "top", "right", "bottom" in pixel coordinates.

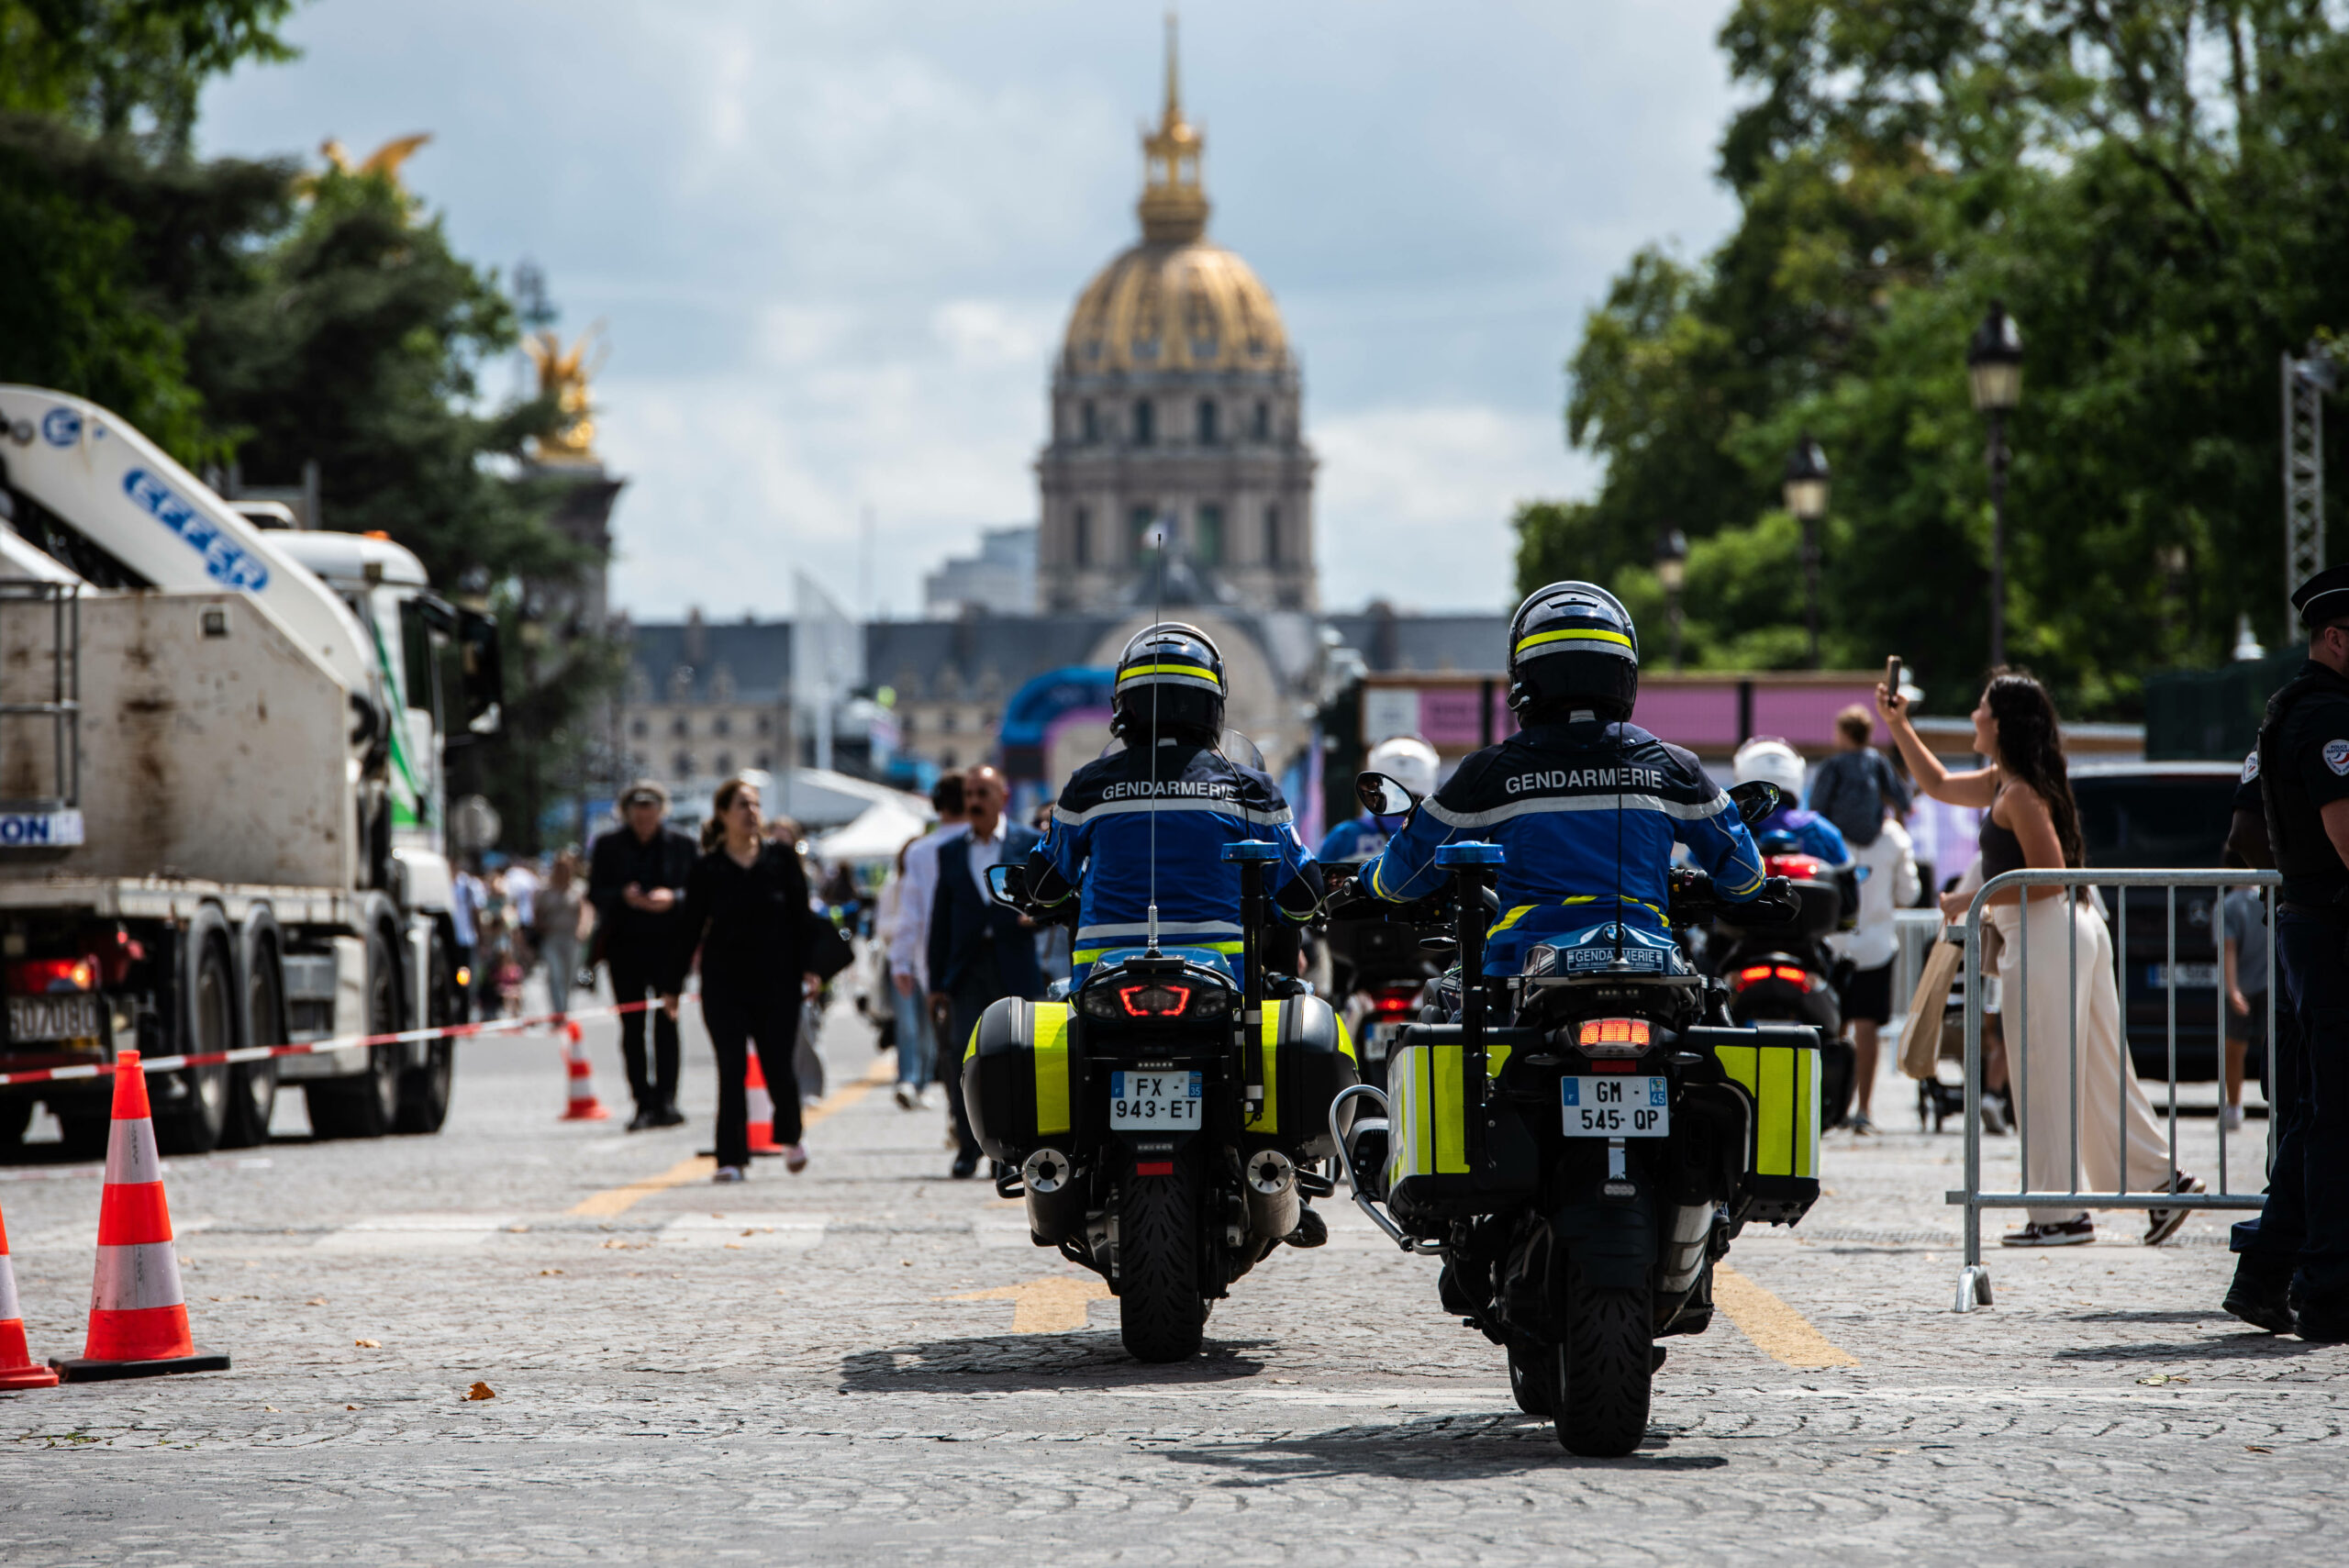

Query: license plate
[
  {"left": 1562, "top": 1074, "right": 1670, "bottom": 1137},
  {"left": 7, "top": 993, "right": 102, "bottom": 1043},
  {"left": 2145, "top": 963, "right": 2220, "bottom": 989},
  {"left": 1109, "top": 1071, "right": 1202, "bottom": 1129}
]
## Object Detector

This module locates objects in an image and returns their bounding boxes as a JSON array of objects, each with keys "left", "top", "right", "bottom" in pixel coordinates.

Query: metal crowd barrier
[{"left": 1948, "top": 868, "right": 2280, "bottom": 1311}]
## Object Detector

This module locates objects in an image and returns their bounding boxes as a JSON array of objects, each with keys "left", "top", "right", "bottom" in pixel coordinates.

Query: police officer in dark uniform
[{"left": 2226, "top": 564, "right": 2349, "bottom": 1340}]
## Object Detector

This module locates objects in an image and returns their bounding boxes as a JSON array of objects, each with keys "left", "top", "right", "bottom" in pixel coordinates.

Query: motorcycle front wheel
[
  {"left": 1551, "top": 1266, "right": 1653, "bottom": 1457},
  {"left": 1119, "top": 1151, "right": 1207, "bottom": 1362}
]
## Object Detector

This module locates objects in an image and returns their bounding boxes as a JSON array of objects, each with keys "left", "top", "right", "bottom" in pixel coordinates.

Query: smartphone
[{"left": 1885, "top": 656, "right": 1905, "bottom": 700}]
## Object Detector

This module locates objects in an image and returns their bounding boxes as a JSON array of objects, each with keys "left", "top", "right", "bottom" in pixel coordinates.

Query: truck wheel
[
  {"left": 1551, "top": 1265, "right": 1653, "bottom": 1458},
  {"left": 1118, "top": 1151, "right": 1208, "bottom": 1363},
  {"left": 1507, "top": 1335, "right": 1554, "bottom": 1417},
  {"left": 221, "top": 943, "right": 282, "bottom": 1148},
  {"left": 395, "top": 930, "right": 455, "bottom": 1134},
  {"left": 156, "top": 933, "right": 234, "bottom": 1156},
  {"left": 305, "top": 926, "right": 401, "bottom": 1140}
]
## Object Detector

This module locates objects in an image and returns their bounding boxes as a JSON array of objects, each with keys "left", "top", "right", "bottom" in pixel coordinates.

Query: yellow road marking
[
  {"left": 949, "top": 1275, "right": 1112, "bottom": 1333},
  {"left": 1713, "top": 1264, "right": 1859, "bottom": 1369},
  {"left": 569, "top": 1054, "right": 895, "bottom": 1217}
]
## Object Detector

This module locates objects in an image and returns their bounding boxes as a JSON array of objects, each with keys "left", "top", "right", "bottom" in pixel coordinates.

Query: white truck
[{"left": 0, "top": 385, "right": 501, "bottom": 1156}]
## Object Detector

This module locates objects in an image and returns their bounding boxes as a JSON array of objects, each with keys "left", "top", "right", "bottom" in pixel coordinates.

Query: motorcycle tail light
[
  {"left": 1370, "top": 986, "right": 1420, "bottom": 1018},
  {"left": 1732, "top": 963, "right": 1816, "bottom": 994},
  {"left": 1775, "top": 964, "right": 1812, "bottom": 987},
  {"left": 1119, "top": 984, "right": 1192, "bottom": 1018},
  {"left": 1575, "top": 1017, "right": 1652, "bottom": 1058},
  {"left": 1765, "top": 853, "right": 1828, "bottom": 880},
  {"left": 8, "top": 957, "right": 96, "bottom": 995}
]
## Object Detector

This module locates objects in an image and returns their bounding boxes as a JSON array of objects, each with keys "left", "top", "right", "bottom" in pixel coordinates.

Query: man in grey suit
[{"left": 927, "top": 766, "right": 1045, "bottom": 1179}]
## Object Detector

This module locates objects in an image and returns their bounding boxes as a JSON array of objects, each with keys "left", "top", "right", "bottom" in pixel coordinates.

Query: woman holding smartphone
[{"left": 1877, "top": 669, "right": 2201, "bottom": 1246}]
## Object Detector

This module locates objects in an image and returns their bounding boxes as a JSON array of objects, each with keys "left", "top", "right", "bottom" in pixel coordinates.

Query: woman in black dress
[{"left": 670, "top": 776, "right": 829, "bottom": 1182}]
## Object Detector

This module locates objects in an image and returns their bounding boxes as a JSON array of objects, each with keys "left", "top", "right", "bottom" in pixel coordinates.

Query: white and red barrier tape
[{"left": 0, "top": 998, "right": 671, "bottom": 1089}]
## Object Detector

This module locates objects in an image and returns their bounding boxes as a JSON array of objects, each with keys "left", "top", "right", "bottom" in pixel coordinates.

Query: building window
[
  {"left": 629, "top": 717, "right": 648, "bottom": 740},
  {"left": 755, "top": 751, "right": 772, "bottom": 771},
  {"left": 940, "top": 710, "right": 958, "bottom": 732},
  {"left": 1081, "top": 400, "right": 1098, "bottom": 442},
  {"left": 1197, "top": 399, "right": 1218, "bottom": 445},
  {"left": 1132, "top": 399, "right": 1154, "bottom": 447},
  {"left": 1253, "top": 401, "right": 1270, "bottom": 440},
  {"left": 1074, "top": 505, "right": 1091, "bottom": 567},
  {"left": 715, "top": 752, "right": 734, "bottom": 777},
  {"left": 1130, "top": 506, "right": 1162, "bottom": 560},
  {"left": 674, "top": 751, "right": 694, "bottom": 778},
  {"left": 671, "top": 716, "right": 690, "bottom": 739},
  {"left": 713, "top": 715, "right": 731, "bottom": 738},
  {"left": 1196, "top": 504, "right": 1224, "bottom": 566},
  {"left": 941, "top": 748, "right": 957, "bottom": 769},
  {"left": 1265, "top": 503, "right": 1283, "bottom": 566},
  {"left": 756, "top": 713, "right": 772, "bottom": 736}
]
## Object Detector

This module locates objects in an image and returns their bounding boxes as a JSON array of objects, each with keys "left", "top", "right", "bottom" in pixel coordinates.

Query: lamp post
[
  {"left": 1966, "top": 300, "right": 2024, "bottom": 668},
  {"left": 1783, "top": 434, "right": 1830, "bottom": 668},
  {"left": 1655, "top": 528, "right": 1689, "bottom": 671}
]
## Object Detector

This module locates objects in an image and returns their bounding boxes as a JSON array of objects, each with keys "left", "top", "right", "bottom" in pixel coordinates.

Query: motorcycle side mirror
[
  {"left": 1356, "top": 771, "right": 1419, "bottom": 819},
  {"left": 1727, "top": 779, "right": 1782, "bottom": 826},
  {"left": 985, "top": 863, "right": 1028, "bottom": 908}
]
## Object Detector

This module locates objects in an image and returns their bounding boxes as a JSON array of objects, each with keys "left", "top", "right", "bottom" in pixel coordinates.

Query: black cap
[{"left": 2292, "top": 564, "right": 2349, "bottom": 629}]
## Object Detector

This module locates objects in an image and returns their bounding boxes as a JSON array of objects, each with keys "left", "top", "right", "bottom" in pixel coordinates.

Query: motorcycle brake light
[
  {"left": 1370, "top": 988, "right": 1420, "bottom": 1018},
  {"left": 1775, "top": 965, "right": 1810, "bottom": 986},
  {"left": 1575, "top": 1017, "right": 1651, "bottom": 1058},
  {"left": 1766, "top": 853, "right": 1827, "bottom": 879},
  {"left": 1734, "top": 964, "right": 1775, "bottom": 989},
  {"left": 1119, "top": 984, "right": 1191, "bottom": 1018}
]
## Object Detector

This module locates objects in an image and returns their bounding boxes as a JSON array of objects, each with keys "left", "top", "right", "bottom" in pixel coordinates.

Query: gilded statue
[
  {"left": 524, "top": 326, "right": 608, "bottom": 463},
  {"left": 306, "top": 133, "right": 432, "bottom": 194}
]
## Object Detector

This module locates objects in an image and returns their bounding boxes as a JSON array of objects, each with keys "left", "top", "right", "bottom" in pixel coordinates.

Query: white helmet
[
  {"left": 1732, "top": 737, "right": 1807, "bottom": 803},
  {"left": 1365, "top": 736, "right": 1441, "bottom": 802}
]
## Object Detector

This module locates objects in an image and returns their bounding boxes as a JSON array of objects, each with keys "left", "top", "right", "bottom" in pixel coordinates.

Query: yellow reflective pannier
[
  {"left": 1384, "top": 1025, "right": 1539, "bottom": 1224},
  {"left": 963, "top": 998, "right": 1078, "bottom": 1162},
  {"left": 1694, "top": 1022, "right": 1822, "bottom": 1224},
  {"left": 1241, "top": 995, "right": 1360, "bottom": 1157}
]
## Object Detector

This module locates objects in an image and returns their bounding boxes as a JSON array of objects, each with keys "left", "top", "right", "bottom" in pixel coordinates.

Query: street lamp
[
  {"left": 1783, "top": 434, "right": 1830, "bottom": 668},
  {"left": 1655, "top": 528, "right": 1689, "bottom": 671},
  {"left": 1966, "top": 299, "right": 2024, "bottom": 668}
]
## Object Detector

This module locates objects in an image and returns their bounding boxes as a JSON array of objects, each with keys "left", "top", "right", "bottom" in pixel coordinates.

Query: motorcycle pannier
[
  {"left": 963, "top": 998, "right": 1080, "bottom": 1162},
  {"left": 1384, "top": 1024, "right": 1539, "bottom": 1224},
  {"left": 1687, "top": 1022, "right": 1822, "bottom": 1224},
  {"left": 1241, "top": 995, "right": 1360, "bottom": 1157}
]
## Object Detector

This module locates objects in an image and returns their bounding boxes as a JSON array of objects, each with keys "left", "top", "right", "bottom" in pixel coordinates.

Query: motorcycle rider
[
  {"left": 1732, "top": 737, "right": 1851, "bottom": 865},
  {"left": 1357, "top": 581, "right": 1775, "bottom": 972},
  {"left": 1026, "top": 622, "right": 1324, "bottom": 984},
  {"left": 1319, "top": 736, "right": 1441, "bottom": 863}
]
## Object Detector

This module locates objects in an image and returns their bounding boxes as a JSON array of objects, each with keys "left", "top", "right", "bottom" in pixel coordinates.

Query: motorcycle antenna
[
  {"left": 1144, "top": 518, "right": 1164, "bottom": 955},
  {"left": 1612, "top": 717, "right": 1628, "bottom": 967}
]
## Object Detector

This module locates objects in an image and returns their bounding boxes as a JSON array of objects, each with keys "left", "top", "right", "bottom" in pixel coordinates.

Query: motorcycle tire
[
  {"left": 1507, "top": 1336, "right": 1553, "bottom": 1418},
  {"left": 1119, "top": 1151, "right": 1207, "bottom": 1363},
  {"left": 1551, "top": 1265, "right": 1653, "bottom": 1458}
]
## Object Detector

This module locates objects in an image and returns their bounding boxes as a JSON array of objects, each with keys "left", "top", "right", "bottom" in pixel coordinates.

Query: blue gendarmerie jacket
[
  {"left": 1028, "top": 739, "right": 1322, "bottom": 982},
  {"left": 1359, "top": 717, "right": 1768, "bottom": 975}
]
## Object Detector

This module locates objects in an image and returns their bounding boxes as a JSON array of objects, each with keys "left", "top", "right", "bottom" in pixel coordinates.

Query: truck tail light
[{"left": 9, "top": 957, "right": 97, "bottom": 995}]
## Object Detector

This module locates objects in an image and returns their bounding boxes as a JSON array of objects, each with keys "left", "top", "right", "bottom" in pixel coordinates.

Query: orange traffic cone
[
  {"left": 0, "top": 1193, "right": 58, "bottom": 1389},
  {"left": 53, "top": 1051, "right": 228, "bottom": 1381},
  {"left": 745, "top": 1051, "right": 782, "bottom": 1156},
  {"left": 560, "top": 1021, "right": 610, "bottom": 1121}
]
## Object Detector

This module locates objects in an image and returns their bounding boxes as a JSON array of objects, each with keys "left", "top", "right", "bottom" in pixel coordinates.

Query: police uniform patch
[
  {"left": 2240, "top": 750, "right": 2260, "bottom": 784},
  {"left": 2327, "top": 740, "right": 2349, "bottom": 777}
]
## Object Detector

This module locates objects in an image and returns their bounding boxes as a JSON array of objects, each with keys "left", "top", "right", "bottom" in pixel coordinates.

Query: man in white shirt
[
  {"left": 1830, "top": 807, "right": 1921, "bottom": 1134},
  {"left": 887, "top": 775, "right": 967, "bottom": 1107}
]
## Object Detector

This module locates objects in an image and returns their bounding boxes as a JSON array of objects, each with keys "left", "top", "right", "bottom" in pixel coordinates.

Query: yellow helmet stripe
[
  {"left": 1514, "top": 627, "right": 1632, "bottom": 655},
  {"left": 1117, "top": 662, "right": 1222, "bottom": 688}
]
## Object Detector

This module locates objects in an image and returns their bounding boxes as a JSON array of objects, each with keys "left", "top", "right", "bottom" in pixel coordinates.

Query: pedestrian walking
[
  {"left": 889, "top": 774, "right": 968, "bottom": 1108},
  {"left": 874, "top": 835, "right": 936, "bottom": 1109},
  {"left": 1880, "top": 668, "right": 2199, "bottom": 1246},
  {"left": 926, "top": 765, "right": 1043, "bottom": 1179},
  {"left": 535, "top": 851, "right": 587, "bottom": 1020},
  {"left": 670, "top": 775, "right": 844, "bottom": 1183},
  {"left": 2225, "top": 565, "right": 2349, "bottom": 1340},
  {"left": 589, "top": 781, "right": 696, "bottom": 1130},
  {"left": 1829, "top": 784, "right": 1919, "bottom": 1135}
]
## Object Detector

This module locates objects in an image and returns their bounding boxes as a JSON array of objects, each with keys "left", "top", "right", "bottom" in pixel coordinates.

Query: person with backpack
[{"left": 1809, "top": 706, "right": 1912, "bottom": 851}]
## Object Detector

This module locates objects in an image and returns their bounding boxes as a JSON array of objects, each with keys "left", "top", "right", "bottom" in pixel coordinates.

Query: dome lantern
[{"left": 1139, "top": 15, "right": 1208, "bottom": 245}]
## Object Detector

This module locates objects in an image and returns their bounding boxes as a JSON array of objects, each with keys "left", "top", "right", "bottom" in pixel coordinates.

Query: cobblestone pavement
[{"left": 1, "top": 992, "right": 2342, "bottom": 1564}]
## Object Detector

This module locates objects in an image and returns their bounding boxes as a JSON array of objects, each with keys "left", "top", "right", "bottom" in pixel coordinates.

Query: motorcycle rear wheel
[
  {"left": 1551, "top": 1266, "right": 1653, "bottom": 1457},
  {"left": 1119, "top": 1152, "right": 1207, "bottom": 1362},
  {"left": 1507, "top": 1336, "right": 1553, "bottom": 1417}
]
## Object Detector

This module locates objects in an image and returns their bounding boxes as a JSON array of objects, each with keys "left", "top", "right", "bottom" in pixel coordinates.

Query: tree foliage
[{"left": 1520, "top": 0, "right": 2349, "bottom": 715}]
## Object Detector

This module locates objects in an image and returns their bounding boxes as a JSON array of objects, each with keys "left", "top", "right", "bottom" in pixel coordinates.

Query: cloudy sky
[{"left": 199, "top": 1, "right": 1742, "bottom": 619}]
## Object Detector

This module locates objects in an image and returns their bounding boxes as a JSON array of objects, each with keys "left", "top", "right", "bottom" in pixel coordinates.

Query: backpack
[{"left": 1809, "top": 750, "right": 1897, "bottom": 850}]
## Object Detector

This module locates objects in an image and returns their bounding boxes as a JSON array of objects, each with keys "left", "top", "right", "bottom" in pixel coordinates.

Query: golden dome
[{"left": 1059, "top": 17, "right": 1289, "bottom": 377}]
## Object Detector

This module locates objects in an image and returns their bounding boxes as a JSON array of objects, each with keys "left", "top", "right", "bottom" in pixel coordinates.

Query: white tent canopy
[{"left": 814, "top": 798, "right": 932, "bottom": 865}]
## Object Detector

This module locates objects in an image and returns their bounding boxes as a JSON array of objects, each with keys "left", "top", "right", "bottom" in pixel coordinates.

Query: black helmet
[
  {"left": 1111, "top": 621, "right": 1225, "bottom": 742},
  {"left": 1507, "top": 581, "right": 1639, "bottom": 721}
]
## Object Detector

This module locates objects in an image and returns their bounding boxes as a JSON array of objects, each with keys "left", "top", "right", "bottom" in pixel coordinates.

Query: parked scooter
[
  {"left": 968, "top": 845, "right": 1357, "bottom": 1362},
  {"left": 1330, "top": 772, "right": 1824, "bottom": 1457}
]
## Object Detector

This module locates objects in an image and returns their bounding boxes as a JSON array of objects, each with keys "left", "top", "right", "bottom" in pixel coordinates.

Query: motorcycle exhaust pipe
[
  {"left": 1242, "top": 1148, "right": 1301, "bottom": 1241},
  {"left": 1022, "top": 1147, "right": 1085, "bottom": 1243}
]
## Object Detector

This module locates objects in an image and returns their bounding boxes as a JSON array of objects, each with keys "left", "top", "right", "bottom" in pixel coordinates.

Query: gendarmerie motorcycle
[
  {"left": 966, "top": 845, "right": 1355, "bottom": 1362},
  {"left": 1329, "top": 772, "right": 1824, "bottom": 1457}
]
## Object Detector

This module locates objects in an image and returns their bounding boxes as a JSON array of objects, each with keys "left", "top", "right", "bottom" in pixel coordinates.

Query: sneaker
[
  {"left": 2221, "top": 1105, "right": 2245, "bottom": 1132},
  {"left": 1286, "top": 1206, "right": 1329, "bottom": 1249},
  {"left": 711, "top": 1165, "right": 746, "bottom": 1184},
  {"left": 2144, "top": 1173, "right": 2206, "bottom": 1246},
  {"left": 893, "top": 1083, "right": 917, "bottom": 1110},
  {"left": 1982, "top": 1094, "right": 2011, "bottom": 1136},
  {"left": 2002, "top": 1217, "right": 2094, "bottom": 1247},
  {"left": 781, "top": 1143, "right": 808, "bottom": 1173},
  {"left": 2222, "top": 1261, "right": 2297, "bottom": 1336},
  {"left": 1847, "top": 1112, "right": 1879, "bottom": 1136}
]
